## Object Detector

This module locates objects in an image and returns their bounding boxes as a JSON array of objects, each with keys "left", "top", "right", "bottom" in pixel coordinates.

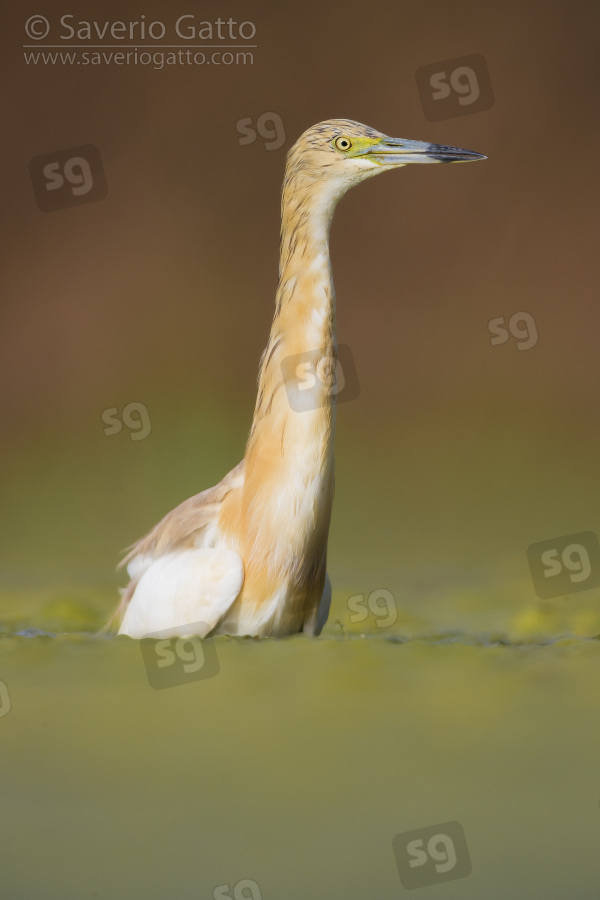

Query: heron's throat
[{"left": 278, "top": 174, "right": 339, "bottom": 278}]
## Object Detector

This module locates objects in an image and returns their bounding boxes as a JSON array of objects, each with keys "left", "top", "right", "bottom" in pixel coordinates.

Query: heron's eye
[{"left": 334, "top": 136, "right": 352, "bottom": 152}]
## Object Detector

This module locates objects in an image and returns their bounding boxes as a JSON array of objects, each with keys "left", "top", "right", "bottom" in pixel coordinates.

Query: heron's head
[{"left": 284, "top": 118, "right": 485, "bottom": 210}]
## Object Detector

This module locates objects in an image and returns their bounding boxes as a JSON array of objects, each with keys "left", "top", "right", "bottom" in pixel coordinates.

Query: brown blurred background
[{"left": 2, "top": 0, "right": 600, "bottom": 625}]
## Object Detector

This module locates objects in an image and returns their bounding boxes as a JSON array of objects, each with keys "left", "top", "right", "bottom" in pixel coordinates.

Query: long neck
[
  {"left": 240, "top": 173, "right": 339, "bottom": 593},
  {"left": 246, "top": 176, "right": 338, "bottom": 448}
]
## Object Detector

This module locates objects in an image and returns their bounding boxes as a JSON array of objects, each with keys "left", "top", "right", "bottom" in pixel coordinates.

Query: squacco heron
[{"left": 111, "top": 119, "right": 485, "bottom": 639}]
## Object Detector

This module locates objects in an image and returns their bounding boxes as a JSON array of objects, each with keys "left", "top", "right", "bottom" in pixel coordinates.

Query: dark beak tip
[{"left": 432, "top": 149, "right": 487, "bottom": 163}]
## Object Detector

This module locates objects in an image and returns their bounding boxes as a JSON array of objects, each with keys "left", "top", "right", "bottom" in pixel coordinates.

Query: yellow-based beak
[{"left": 361, "top": 137, "right": 486, "bottom": 165}]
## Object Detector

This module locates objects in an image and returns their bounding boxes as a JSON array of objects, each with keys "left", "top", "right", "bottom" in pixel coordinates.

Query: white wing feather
[{"left": 118, "top": 547, "right": 244, "bottom": 638}]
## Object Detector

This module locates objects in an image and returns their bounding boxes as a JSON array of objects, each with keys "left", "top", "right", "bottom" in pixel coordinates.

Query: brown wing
[
  {"left": 103, "top": 461, "right": 245, "bottom": 634},
  {"left": 120, "top": 460, "right": 245, "bottom": 569}
]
